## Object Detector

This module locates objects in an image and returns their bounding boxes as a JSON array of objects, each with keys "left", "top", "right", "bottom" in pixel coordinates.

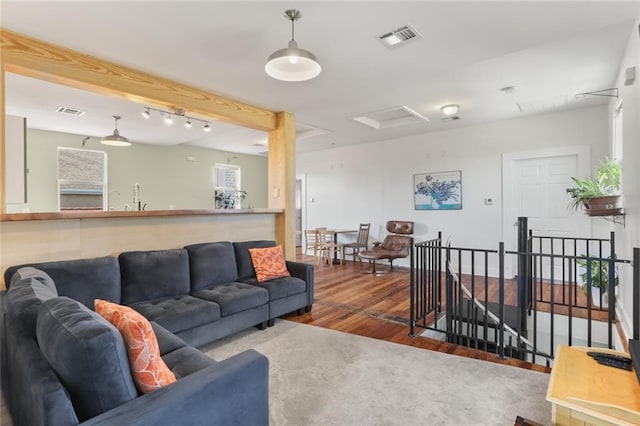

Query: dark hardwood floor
[{"left": 286, "top": 251, "right": 554, "bottom": 373}]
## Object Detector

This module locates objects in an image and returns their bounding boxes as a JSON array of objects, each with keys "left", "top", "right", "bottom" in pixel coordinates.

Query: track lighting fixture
[{"left": 142, "top": 106, "right": 212, "bottom": 133}]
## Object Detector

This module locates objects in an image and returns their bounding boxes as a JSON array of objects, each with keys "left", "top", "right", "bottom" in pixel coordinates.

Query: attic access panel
[{"left": 351, "top": 106, "right": 429, "bottom": 130}]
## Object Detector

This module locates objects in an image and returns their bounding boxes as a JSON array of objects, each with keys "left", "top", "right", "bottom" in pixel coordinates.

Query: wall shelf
[{"left": 587, "top": 209, "right": 626, "bottom": 227}]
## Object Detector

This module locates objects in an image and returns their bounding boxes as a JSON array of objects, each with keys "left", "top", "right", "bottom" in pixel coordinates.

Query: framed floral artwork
[{"left": 414, "top": 170, "right": 462, "bottom": 210}]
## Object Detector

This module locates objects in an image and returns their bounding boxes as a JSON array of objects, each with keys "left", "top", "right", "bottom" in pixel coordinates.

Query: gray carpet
[{"left": 202, "top": 320, "right": 551, "bottom": 426}]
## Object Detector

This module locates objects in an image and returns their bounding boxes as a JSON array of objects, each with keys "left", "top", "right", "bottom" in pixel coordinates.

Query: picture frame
[{"left": 414, "top": 170, "right": 462, "bottom": 210}]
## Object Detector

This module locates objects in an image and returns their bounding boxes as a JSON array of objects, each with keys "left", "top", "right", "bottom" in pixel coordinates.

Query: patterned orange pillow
[
  {"left": 248, "top": 245, "right": 291, "bottom": 282},
  {"left": 95, "top": 299, "right": 176, "bottom": 393}
]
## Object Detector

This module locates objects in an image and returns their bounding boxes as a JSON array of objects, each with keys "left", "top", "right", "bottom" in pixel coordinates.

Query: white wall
[
  {"left": 298, "top": 105, "right": 609, "bottom": 269},
  {"left": 611, "top": 19, "right": 640, "bottom": 341},
  {"left": 7, "top": 128, "right": 268, "bottom": 212}
]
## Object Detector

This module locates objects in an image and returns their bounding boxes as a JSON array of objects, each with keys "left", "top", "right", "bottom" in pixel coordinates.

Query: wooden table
[{"left": 546, "top": 345, "right": 640, "bottom": 425}]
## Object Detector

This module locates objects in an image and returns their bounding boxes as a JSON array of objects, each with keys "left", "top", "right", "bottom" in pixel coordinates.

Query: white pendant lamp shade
[
  {"left": 266, "top": 9, "right": 321, "bottom": 82},
  {"left": 101, "top": 115, "right": 131, "bottom": 147}
]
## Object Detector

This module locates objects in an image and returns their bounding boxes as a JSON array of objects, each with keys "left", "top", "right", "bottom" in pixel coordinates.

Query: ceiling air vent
[
  {"left": 378, "top": 25, "right": 423, "bottom": 49},
  {"left": 441, "top": 116, "right": 461, "bottom": 122},
  {"left": 56, "top": 106, "right": 86, "bottom": 117},
  {"left": 352, "top": 106, "right": 429, "bottom": 130}
]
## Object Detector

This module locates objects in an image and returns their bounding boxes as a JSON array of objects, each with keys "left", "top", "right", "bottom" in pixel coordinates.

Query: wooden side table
[{"left": 546, "top": 345, "right": 640, "bottom": 425}]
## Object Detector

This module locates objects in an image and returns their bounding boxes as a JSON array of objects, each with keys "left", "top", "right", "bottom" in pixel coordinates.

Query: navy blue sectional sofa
[{"left": 1, "top": 240, "right": 314, "bottom": 425}]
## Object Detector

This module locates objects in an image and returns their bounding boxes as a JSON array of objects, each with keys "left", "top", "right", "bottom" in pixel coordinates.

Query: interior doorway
[
  {"left": 502, "top": 146, "right": 591, "bottom": 277},
  {"left": 295, "top": 179, "right": 302, "bottom": 247}
]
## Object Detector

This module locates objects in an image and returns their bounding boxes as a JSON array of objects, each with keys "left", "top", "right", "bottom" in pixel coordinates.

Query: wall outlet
[{"left": 484, "top": 198, "right": 493, "bottom": 206}]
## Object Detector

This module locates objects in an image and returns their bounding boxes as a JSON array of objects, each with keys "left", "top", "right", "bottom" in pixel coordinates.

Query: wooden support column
[
  {"left": 0, "top": 56, "right": 5, "bottom": 214},
  {"left": 268, "top": 111, "right": 296, "bottom": 260}
]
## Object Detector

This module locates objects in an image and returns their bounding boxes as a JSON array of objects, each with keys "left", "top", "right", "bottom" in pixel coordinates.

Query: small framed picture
[{"left": 414, "top": 170, "right": 462, "bottom": 210}]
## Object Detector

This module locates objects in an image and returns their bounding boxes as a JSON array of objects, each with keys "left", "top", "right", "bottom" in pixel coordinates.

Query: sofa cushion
[
  {"left": 6, "top": 267, "right": 58, "bottom": 335},
  {"left": 5, "top": 256, "right": 121, "bottom": 309},
  {"left": 162, "top": 346, "right": 218, "bottom": 379},
  {"left": 131, "top": 295, "right": 221, "bottom": 334},
  {"left": 191, "top": 282, "right": 269, "bottom": 316},
  {"left": 95, "top": 300, "right": 177, "bottom": 394},
  {"left": 249, "top": 245, "right": 291, "bottom": 282},
  {"left": 184, "top": 242, "right": 238, "bottom": 290},
  {"left": 36, "top": 297, "right": 138, "bottom": 422},
  {"left": 244, "top": 276, "right": 307, "bottom": 300},
  {"left": 119, "top": 249, "right": 191, "bottom": 305},
  {"left": 151, "top": 321, "right": 187, "bottom": 355},
  {"left": 233, "top": 240, "right": 276, "bottom": 281}
]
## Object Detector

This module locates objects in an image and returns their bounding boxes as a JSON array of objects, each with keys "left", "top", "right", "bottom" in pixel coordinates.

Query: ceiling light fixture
[
  {"left": 101, "top": 115, "right": 131, "bottom": 147},
  {"left": 142, "top": 106, "right": 212, "bottom": 133},
  {"left": 441, "top": 104, "right": 459, "bottom": 115},
  {"left": 265, "top": 9, "right": 321, "bottom": 82}
]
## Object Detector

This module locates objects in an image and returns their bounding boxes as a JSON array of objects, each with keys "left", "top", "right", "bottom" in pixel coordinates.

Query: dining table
[{"left": 328, "top": 229, "right": 357, "bottom": 263}]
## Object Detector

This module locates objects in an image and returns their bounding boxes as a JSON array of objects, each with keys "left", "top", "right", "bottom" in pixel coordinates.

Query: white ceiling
[{"left": 2, "top": 1, "right": 638, "bottom": 155}]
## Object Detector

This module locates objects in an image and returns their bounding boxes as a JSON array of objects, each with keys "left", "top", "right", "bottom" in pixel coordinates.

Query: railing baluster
[
  {"left": 550, "top": 247, "right": 555, "bottom": 359},
  {"left": 498, "top": 242, "right": 505, "bottom": 359},
  {"left": 568, "top": 258, "right": 573, "bottom": 347},
  {"left": 587, "top": 257, "right": 593, "bottom": 347},
  {"left": 484, "top": 252, "right": 489, "bottom": 353},
  {"left": 608, "top": 232, "right": 615, "bottom": 349},
  {"left": 532, "top": 253, "right": 538, "bottom": 365}
]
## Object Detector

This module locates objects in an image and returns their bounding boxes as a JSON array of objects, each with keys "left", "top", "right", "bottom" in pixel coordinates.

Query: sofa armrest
[
  {"left": 82, "top": 349, "right": 269, "bottom": 426},
  {"left": 285, "top": 261, "right": 314, "bottom": 307}
]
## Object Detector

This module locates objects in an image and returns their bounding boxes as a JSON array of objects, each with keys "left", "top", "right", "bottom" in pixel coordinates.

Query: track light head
[{"left": 204, "top": 123, "right": 211, "bottom": 132}]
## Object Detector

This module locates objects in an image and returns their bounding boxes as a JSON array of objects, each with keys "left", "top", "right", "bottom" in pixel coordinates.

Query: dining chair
[
  {"left": 313, "top": 227, "right": 327, "bottom": 265},
  {"left": 317, "top": 229, "right": 343, "bottom": 267},
  {"left": 342, "top": 223, "right": 370, "bottom": 264},
  {"left": 304, "top": 229, "right": 320, "bottom": 261}
]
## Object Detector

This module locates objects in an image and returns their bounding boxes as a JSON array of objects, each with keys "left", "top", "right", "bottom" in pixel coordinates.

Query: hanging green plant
[{"left": 567, "top": 157, "right": 622, "bottom": 214}]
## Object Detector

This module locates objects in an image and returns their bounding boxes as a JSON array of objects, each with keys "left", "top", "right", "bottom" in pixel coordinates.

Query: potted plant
[
  {"left": 576, "top": 256, "right": 619, "bottom": 307},
  {"left": 214, "top": 189, "right": 247, "bottom": 209},
  {"left": 567, "top": 157, "right": 622, "bottom": 215}
]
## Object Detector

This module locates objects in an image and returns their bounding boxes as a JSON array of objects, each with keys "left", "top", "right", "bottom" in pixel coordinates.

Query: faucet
[{"left": 133, "top": 182, "right": 142, "bottom": 211}]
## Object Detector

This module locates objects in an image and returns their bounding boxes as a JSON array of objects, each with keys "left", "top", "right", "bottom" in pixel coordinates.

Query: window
[
  {"left": 213, "top": 164, "right": 243, "bottom": 209},
  {"left": 57, "top": 147, "right": 107, "bottom": 211},
  {"left": 612, "top": 99, "right": 623, "bottom": 161}
]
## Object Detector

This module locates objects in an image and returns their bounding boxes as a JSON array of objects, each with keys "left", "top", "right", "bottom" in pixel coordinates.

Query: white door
[{"left": 502, "top": 147, "right": 591, "bottom": 279}]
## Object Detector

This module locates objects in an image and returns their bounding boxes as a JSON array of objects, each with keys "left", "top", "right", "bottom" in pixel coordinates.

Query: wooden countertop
[
  {"left": 547, "top": 345, "right": 640, "bottom": 425},
  {"left": 0, "top": 208, "right": 283, "bottom": 222}
]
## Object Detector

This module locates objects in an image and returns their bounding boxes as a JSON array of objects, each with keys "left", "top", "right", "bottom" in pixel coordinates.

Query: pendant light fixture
[
  {"left": 101, "top": 115, "right": 131, "bottom": 147},
  {"left": 265, "top": 9, "right": 321, "bottom": 82}
]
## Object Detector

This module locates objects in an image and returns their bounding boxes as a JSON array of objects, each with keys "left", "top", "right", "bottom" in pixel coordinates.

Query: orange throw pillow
[
  {"left": 248, "top": 245, "right": 291, "bottom": 282},
  {"left": 95, "top": 299, "right": 176, "bottom": 393}
]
